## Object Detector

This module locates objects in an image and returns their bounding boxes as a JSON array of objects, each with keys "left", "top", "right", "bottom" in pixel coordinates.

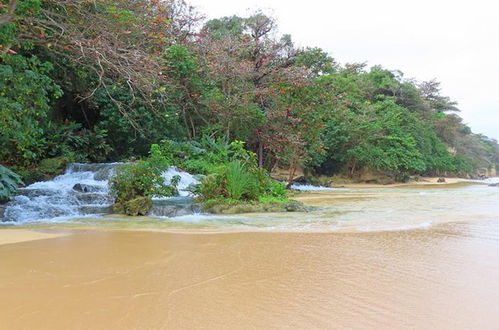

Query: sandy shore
[
  {"left": 1, "top": 225, "right": 499, "bottom": 329},
  {"left": 0, "top": 229, "right": 69, "bottom": 246},
  {"left": 333, "top": 176, "right": 479, "bottom": 189}
]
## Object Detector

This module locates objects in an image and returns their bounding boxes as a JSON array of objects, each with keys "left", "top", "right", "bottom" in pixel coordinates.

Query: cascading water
[
  {"left": 150, "top": 167, "right": 202, "bottom": 218},
  {"left": 3, "top": 163, "right": 119, "bottom": 223},
  {"left": 2, "top": 163, "right": 200, "bottom": 223}
]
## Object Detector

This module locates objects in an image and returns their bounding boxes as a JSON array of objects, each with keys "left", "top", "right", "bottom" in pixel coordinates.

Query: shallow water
[{"left": 10, "top": 182, "right": 499, "bottom": 233}]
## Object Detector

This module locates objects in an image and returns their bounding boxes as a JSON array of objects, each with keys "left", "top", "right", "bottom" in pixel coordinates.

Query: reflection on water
[{"left": 16, "top": 183, "right": 499, "bottom": 233}]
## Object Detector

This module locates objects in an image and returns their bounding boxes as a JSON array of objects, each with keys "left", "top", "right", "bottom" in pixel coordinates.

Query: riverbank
[
  {"left": 334, "top": 176, "right": 479, "bottom": 189},
  {"left": 1, "top": 222, "right": 499, "bottom": 329}
]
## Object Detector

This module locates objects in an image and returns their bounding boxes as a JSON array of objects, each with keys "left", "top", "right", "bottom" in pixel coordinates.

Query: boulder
[
  {"left": 74, "top": 193, "right": 113, "bottom": 204},
  {"left": 114, "top": 197, "right": 152, "bottom": 216},
  {"left": 72, "top": 183, "right": 105, "bottom": 193},
  {"left": 489, "top": 183, "right": 499, "bottom": 187},
  {"left": 0, "top": 204, "right": 6, "bottom": 220},
  {"left": 204, "top": 200, "right": 310, "bottom": 215},
  {"left": 437, "top": 177, "right": 446, "bottom": 183}
]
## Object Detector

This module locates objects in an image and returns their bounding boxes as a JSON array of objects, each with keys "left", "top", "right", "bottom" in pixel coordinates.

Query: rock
[
  {"left": 283, "top": 200, "right": 308, "bottom": 212},
  {"left": 74, "top": 193, "right": 113, "bottom": 205},
  {"left": 78, "top": 205, "right": 113, "bottom": 214},
  {"left": 0, "top": 204, "right": 6, "bottom": 220},
  {"left": 204, "top": 200, "right": 310, "bottom": 215},
  {"left": 72, "top": 183, "right": 105, "bottom": 193},
  {"left": 93, "top": 167, "right": 114, "bottom": 181},
  {"left": 16, "top": 188, "right": 56, "bottom": 198},
  {"left": 114, "top": 197, "right": 152, "bottom": 216},
  {"left": 489, "top": 183, "right": 499, "bottom": 187},
  {"left": 437, "top": 177, "right": 446, "bottom": 183}
]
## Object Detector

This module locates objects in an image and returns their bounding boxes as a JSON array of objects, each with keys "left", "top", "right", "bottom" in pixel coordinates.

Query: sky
[{"left": 189, "top": 0, "right": 499, "bottom": 140}]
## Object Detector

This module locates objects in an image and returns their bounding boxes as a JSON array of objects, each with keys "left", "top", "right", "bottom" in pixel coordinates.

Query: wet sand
[
  {"left": 1, "top": 222, "right": 499, "bottom": 329},
  {"left": 0, "top": 229, "right": 68, "bottom": 246},
  {"left": 335, "top": 176, "right": 477, "bottom": 189}
]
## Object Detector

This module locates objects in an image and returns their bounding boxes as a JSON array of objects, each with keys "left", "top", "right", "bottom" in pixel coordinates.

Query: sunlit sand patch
[{"left": 0, "top": 229, "right": 69, "bottom": 246}]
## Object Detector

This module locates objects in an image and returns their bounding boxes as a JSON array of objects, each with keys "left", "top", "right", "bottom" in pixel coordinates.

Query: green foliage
[
  {"left": 196, "top": 141, "right": 288, "bottom": 203},
  {"left": 9, "top": 156, "right": 76, "bottom": 185},
  {"left": 0, "top": 165, "right": 23, "bottom": 202},
  {"left": 92, "top": 84, "right": 185, "bottom": 158},
  {"left": 109, "top": 145, "right": 178, "bottom": 211},
  {"left": 1, "top": 2, "right": 497, "bottom": 183},
  {"left": 159, "top": 137, "right": 258, "bottom": 175},
  {"left": 225, "top": 160, "right": 258, "bottom": 200},
  {"left": 0, "top": 54, "right": 62, "bottom": 164}
]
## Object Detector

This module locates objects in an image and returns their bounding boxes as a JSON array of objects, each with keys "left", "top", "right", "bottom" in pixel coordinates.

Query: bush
[
  {"left": 0, "top": 165, "right": 23, "bottom": 202},
  {"left": 196, "top": 143, "right": 289, "bottom": 204},
  {"left": 109, "top": 144, "right": 179, "bottom": 215},
  {"left": 10, "top": 155, "right": 75, "bottom": 185},
  {"left": 158, "top": 137, "right": 258, "bottom": 175},
  {"left": 225, "top": 160, "right": 258, "bottom": 200}
]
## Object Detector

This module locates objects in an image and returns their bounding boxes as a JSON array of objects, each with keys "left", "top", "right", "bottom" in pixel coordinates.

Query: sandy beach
[
  {"left": 1, "top": 222, "right": 499, "bottom": 329},
  {"left": 0, "top": 229, "right": 68, "bottom": 246}
]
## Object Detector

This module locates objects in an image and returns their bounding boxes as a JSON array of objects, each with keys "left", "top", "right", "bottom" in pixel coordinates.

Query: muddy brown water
[{"left": 1, "top": 185, "right": 499, "bottom": 329}]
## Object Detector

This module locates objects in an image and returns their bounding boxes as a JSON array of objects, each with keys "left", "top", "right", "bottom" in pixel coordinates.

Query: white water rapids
[{"left": 2, "top": 164, "right": 200, "bottom": 223}]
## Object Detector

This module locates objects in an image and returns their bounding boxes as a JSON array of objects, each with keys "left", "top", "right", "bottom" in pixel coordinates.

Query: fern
[
  {"left": 0, "top": 165, "right": 23, "bottom": 201},
  {"left": 225, "top": 160, "right": 256, "bottom": 200}
]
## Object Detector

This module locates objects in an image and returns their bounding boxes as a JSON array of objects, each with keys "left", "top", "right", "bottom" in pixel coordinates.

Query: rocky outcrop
[
  {"left": 72, "top": 183, "right": 105, "bottom": 193},
  {"left": 437, "top": 178, "right": 446, "bottom": 183},
  {"left": 204, "top": 200, "right": 311, "bottom": 215},
  {"left": 0, "top": 204, "right": 6, "bottom": 220},
  {"left": 114, "top": 197, "right": 152, "bottom": 216}
]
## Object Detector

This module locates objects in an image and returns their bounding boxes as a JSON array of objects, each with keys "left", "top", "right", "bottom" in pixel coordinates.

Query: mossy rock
[
  {"left": 204, "top": 200, "right": 310, "bottom": 215},
  {"left": 114, "top": 197, "right": 152, "bottom": 216}
]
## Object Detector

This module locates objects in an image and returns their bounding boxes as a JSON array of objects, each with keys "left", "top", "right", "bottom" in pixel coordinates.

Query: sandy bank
[
  {"left": 0, "top": 229, "right": 69, "bottom": 246},
  {"left": 1, "top": 226, "right": 498, "bottom": 329},
  {"left": 333, "top": 176, "right": 479, "bottom": 189}
]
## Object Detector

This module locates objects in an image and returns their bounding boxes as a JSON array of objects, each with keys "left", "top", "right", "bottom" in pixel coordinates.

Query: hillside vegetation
[{"left": 1, "top": 0, "right": 498, "bottom": 196}]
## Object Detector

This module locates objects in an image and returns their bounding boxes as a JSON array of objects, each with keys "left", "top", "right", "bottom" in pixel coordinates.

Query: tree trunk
[
  {"left": 258, "top": 141, "right": 264, "bottom": 168},
  {"left": 286, "top": 158, "right": 298, "bottom": 189}
]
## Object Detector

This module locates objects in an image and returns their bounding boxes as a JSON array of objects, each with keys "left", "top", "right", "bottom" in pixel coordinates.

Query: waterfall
[{"left": 2, "top": 163, "right": 200, "bottom": 223}]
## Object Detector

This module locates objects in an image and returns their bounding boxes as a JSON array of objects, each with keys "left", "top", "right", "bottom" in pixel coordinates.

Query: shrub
[
  {"left": 109, "top": 144, "right": 179, "bottom": 215},
  {"left": 0, "top": 165, "right": 23, "bottom": 202},
  {"left": 266, "top": 181, "right": 288, "bottom": 199},
  {"left": 225, "top": 160, "right": 258, "bottom": 200}
]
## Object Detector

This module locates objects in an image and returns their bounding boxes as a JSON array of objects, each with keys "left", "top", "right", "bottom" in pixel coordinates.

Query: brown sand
[
  {"left": 1, "top": 224, "right": 499, "bottom": 329},
  {"left": 334, "top": 177, "right": 477, "bottom": 189},
  {"left": 0, "top": 229, "right": 68, "bottom": 246}
]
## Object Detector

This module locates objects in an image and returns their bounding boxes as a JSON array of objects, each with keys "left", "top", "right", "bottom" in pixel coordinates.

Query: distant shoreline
[{"left": 334, "top": 177, "right": 483, "bottom": 189}]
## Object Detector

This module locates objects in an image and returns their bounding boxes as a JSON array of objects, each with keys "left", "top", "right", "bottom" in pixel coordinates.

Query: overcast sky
[{"left": 189, "top": 0, "right": 499, "bottom": 140}]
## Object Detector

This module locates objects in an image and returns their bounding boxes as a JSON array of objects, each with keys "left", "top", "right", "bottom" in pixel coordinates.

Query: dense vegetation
[{"left": 1, "top": 0, "right": 498, "bottom": 200}]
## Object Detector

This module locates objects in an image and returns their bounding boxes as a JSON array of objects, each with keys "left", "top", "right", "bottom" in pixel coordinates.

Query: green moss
[
  {"left": 202, "top": 198, "right": 309, "bottom": 214},
  {"left": 114, "top": 197, "right": 153, "bottom": 216}
]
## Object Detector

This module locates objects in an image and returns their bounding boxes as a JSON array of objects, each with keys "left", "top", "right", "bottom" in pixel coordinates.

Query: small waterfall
[
  {"left": 160, "top": 166, "right": 200, "bottom": 197},
  {"left": 2, "top": 163, "right": 201, "bottom": 223},
  {"left": 3, "top": 163, "right": 120, "bottom": 223}
]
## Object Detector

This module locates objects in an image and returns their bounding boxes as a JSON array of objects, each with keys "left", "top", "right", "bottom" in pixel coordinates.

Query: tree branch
[{"left": 0, "top": 0, "right": 17, "bottom": 25}]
